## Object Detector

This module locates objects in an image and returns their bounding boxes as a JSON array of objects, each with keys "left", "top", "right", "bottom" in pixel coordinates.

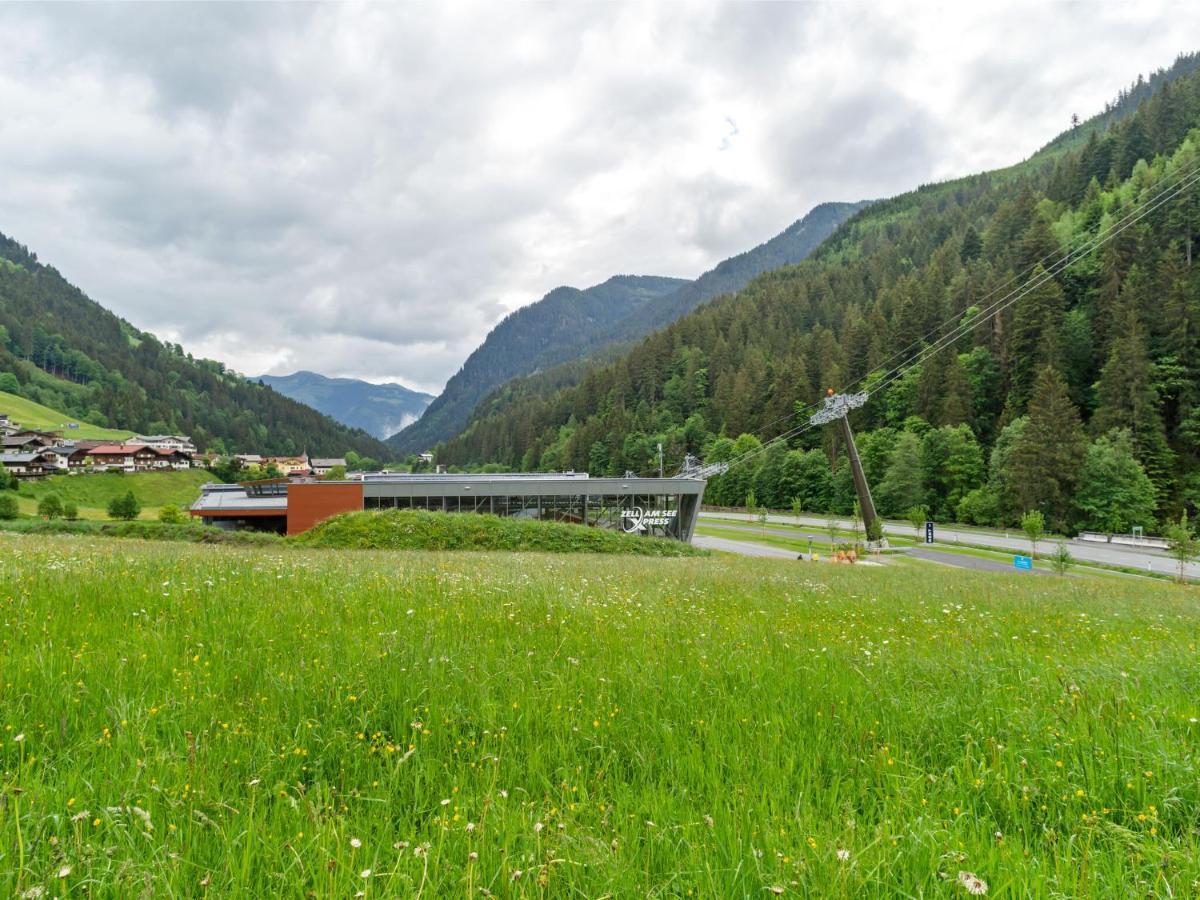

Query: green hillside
[
  {"left": 0, "top": 388, "right": 131, "bottom": 440},
  {"left": 438, "top": 54, "right": 1200, "bottom": 534},
  {"left": 0, "top": 243, "right": 394, "bottom": 459},
  {"left": 16, "top": 469, "right": 210, "bottom": 519}
]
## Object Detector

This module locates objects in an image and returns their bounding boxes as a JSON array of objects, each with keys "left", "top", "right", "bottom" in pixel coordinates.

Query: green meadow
[
  {"left": 1, "top": 535, "right": 1198, "bottom": 897},
  {"left": 14, "top": 469, "right": 210, "bottom": 520},
  {"left": 0, "top": 390, "right": 132, "bottom": 442}
]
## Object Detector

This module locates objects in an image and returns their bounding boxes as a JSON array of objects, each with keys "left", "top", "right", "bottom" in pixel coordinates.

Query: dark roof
[{"left": 0, "top": 451, "right": 53, "bottom": 464}]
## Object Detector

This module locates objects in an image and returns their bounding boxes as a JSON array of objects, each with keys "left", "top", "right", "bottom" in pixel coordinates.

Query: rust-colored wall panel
[{"left": 287, "top": 482, "right": 364, "bottom": 535}]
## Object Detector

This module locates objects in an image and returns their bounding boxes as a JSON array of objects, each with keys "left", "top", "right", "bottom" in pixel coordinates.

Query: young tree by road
[
  {"left": 1021, "top": 510, "right": 1045, "bottom": 559},
  {"left": 907, "top": 505, "right": 927, "bottom": 537},
  {"left": 1166, "top": 512, "right": 1198, "bottom": 584},
  {"left": 1050, "top": 541, "right": 1074, "bottom": 576}
]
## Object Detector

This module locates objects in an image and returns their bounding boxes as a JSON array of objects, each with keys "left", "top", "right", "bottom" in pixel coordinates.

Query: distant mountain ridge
[
  {"left": 595, "top": 201, "right": 872, "bottom": 347},
  {"left": 387, "top": 200, "right": 868, "bottom": 454},
  {"left": 386, "top": 275, "right": 688, "bottom": 453},
  {"left": 256, "top": 370, "right": 432, "bottom": 440}
]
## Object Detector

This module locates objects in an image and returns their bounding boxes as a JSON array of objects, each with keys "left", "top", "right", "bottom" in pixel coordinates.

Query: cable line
[{"left": 705, "top": 158, "right": 1200, "bottom": 476}]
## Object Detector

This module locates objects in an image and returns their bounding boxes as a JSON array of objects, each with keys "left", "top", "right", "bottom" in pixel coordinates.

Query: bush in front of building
[
  {"left": 62, "top": 501, "right": 79, "bottom": 521},
  {"left": 291, "top": 509, "right": 706, "bottom": 557},
  {"left": 38, "top": 493, "right": 64, "bottom": 519},
  {"left": 0, "top": 493, "right": 17, "bottom": 520},
  {"left": 108, "top": 490, "right": 142, "bottom": 521},
  {"left": 158, "top": 504, "right": 186, "bottom": 524}
]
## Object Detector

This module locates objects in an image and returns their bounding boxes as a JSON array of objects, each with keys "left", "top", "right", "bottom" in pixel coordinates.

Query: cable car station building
[{"left": 191, "top": 472, "right": 707, "bottom": 541}]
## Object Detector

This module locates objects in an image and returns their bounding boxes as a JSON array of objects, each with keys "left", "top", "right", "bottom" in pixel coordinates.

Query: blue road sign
[{"left": 1014, "top": 555, "right": 1033, "bottom": 570}]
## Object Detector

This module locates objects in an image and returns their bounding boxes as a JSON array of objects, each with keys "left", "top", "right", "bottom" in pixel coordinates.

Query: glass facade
[{"left": 364, "top": 490, "right": 688, "bottom": 539}]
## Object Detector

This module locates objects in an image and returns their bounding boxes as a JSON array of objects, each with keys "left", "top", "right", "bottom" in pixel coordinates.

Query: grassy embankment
[
  {"left": 1, "top": 535, "right": 1197, "bottom": 896},
  {"left": 11, "top": 469, "right": 210, "bottom": 520},
  {"left": 0, "top": 389, "right": 131, "bottom": 440},
  {"left": 295, "top": 509, "right": 705, "bottom": 556}
]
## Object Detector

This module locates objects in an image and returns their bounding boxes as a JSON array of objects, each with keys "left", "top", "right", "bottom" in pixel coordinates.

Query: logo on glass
[{"left": 621, "top": 507, "right": 677, "bottom": 533}]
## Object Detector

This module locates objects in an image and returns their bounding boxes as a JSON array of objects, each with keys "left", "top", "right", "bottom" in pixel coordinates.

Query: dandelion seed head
[{"left": 957, "top": 871, "right": 988, "bottom": 895}]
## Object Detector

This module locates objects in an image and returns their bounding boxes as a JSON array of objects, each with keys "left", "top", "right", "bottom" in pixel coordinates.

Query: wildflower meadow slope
[{"left": 1, "top": 535, "right": 1198, "bottom": 896}]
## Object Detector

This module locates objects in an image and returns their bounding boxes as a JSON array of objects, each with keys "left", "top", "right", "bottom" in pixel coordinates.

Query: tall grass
[{"left": 0, "top": 535, "right": 1197, "bottom": 896}]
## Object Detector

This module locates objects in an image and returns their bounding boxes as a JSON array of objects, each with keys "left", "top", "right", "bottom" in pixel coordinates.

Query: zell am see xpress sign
[{"left": 621, "top": 507, "right": 677, "bottom": 533}]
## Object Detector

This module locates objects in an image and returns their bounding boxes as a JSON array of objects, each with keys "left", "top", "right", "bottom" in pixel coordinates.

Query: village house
[
  {"left": 88, "top": 443, "right": 162, "bottom": 472},
  {"left": 265, "top": 455, "right": 312, "bottom": 477},
  {"left": 0, "top": 449, "right": 58, "bottom": 478},
  {"left": 42, "top": 441, "right": 105, "bottom": 473},
  {"left": 3, "top": 430, "right": 65, "bottom": 452},
  {"left": 149, "top": 448, "right": 194, "bottom": 471},
  {"left": 132, "top": 434, "right": 197, "bottom": 454},
  {"left": 309, "top": 457, "right": 346, "bottom": 477}
]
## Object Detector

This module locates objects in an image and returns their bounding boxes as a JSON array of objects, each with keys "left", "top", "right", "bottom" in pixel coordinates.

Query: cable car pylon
[{"left": 810, "top": 388, "right": 887, "bottom": 549}]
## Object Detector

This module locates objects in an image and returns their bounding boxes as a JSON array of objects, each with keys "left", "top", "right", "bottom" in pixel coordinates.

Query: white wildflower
[
  {"left": 360, "top": 869, "right": 372, "bottom": 879},
  {"left": 836, "top": 848, "right": 850, "bottom": 862},
  {"left": 534, "top": 821, "right": 544, "bottom": 833},
  {"left": 957, "top": 871, "right": 988, "bottom": 895},
  {"left": 350, "top": 837, "right": 362, "bottom": 849},
  {"left": 57, "top": 864, "right": 72, "bottom": 878}
]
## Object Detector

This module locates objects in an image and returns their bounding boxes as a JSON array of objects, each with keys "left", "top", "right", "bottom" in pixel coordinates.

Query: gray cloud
[{"left": 0, "top": 1, "right": 1195, "bottom": 392}]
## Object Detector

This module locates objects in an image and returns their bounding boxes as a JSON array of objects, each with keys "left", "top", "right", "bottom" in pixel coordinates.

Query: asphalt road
[
  {"left": 692, "top": 534, "right": 799, "bottom": 558},
  {"left": 700, "top": 512, "right": 1195, "bottom": 578},
  {"left": 696, "top": 522, "right": 1050, "bottom": 575},
  {"left": 906, "top": 546, "right": 1052, "bottom": 575}
]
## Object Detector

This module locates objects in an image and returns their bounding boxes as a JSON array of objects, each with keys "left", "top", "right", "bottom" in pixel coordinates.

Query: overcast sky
[{"left": 1, "top": 2, "right": 1195, "bottom": 393}]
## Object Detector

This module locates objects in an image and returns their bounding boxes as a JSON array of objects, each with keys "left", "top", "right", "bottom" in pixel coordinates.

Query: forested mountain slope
[
  {"left": 439, "top": 53, "right": 1200, "bottom": 534},
  {"left": 257, "top": 370, "right": 432, "bottom": 440},
  {"left": 388, "top": 201, "right": 866, "bottom": 454},
  {"left": 0, "top": 238, "right": 392, "bottom": 457},
  {"left": 387, "top": 275, "right": 684, "bottom": 453}
]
